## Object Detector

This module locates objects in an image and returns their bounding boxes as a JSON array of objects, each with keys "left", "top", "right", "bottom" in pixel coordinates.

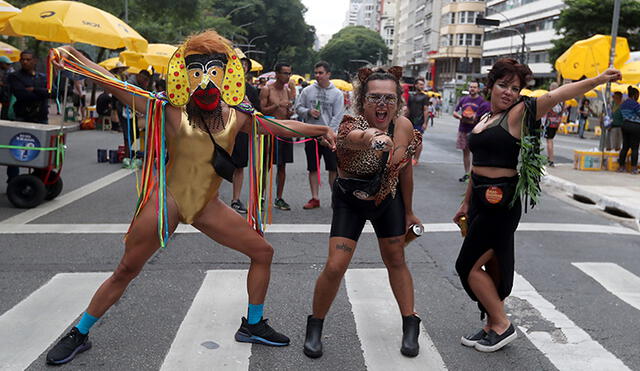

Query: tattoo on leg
[{"left": 335, "top": 243, "right": 353, "bottom": 253}]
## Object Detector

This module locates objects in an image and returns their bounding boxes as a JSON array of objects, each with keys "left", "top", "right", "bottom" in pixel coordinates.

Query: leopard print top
[{"left": 337, "top": 114, "right": 422, "bottom": 203}]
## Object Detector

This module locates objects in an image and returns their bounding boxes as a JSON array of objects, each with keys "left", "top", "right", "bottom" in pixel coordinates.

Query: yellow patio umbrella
[
  {"left": 290, "top": 74, "right": 306, "bottom": 83},
  {"left": 596, "top": 82, "right": 631, "bottom": 93},
  {"left": 250, "top": 59, "right": 263, "bottom": 72},
  {"left": 520, "top": 88, "right": 533, "bottom": 97},
  {"left": 331, "top": 79, "right": 353, "bottom": 91},
  {"left": 620, "top": 61, "right": 640, "bottom": 84},
  {"left": 0, "top": 1, "right": 20, "bottom": 22},
  {"left": 120, "top": 44, "right": 177, "bottom": 74},
  {"left": 425, "top": 91, "right": 441, "bottom": 97},
  {"left": 565, "top": 98, "right": 578, "bottom": 107},
  {"left": 584, "top": 89, "right": 598, "bottom": 98},
  {"left": 0, "top": 40, "right": 19, "bottom": 61},
  {"left": 98, "top": 57, "right": 127, "bottom": 71},
  {"left": 530, "top": 89, "right": 548, "bottom": 98},
  {"left": 9, "top": 1, "right": 147, "bottom": 52},
  {"left": 554, "top": 35, "right": 629, "bottom": 80}
]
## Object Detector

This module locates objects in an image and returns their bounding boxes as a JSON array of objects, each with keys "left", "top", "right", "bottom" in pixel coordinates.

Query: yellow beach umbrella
[
  {"left": 565, "top": 99, "right": 578, "bottom": 107},
  {"left": 424, "top": 91, "right": 441, "bottom": 97},
  {"left": 596, "top": 82, "right": 631, "bottom": 93},
  {"left": 555, "top": 35, "right": 629, "bottom": 80},
  {"left": 98, "top": 57, "right": 126, "bottom": 71},
  {"left": 620, "top": 61, "right": 640, "bottom": 84},
  {"left": 584, "top": 90, "right": 598, "bottom": 98},
  {"left": 520, "top": 88, "right": 533, "bottom": 97},
  {"left": 290, "top": 74, "right": 306, "bottom": 83},
  {"left": 530, "top": 89, "right": 548, "bottom": 98},
  {"left": 250, "top": 59, "right": 263, "bottom": 72},
  {"left": 331, "top": 79, "right": 353, "bottom": 91},
  {"left": 9, "top": 1, "right": 147, "bottom": 52},
  {"left": 0, "top": 1, "right": 20, "bottom": 22},
  {"left": 0, "top": 40, "right": 19, "bottom": 61},
  {"left": 120, "top": 44, "right": 177, "bottom": 74}
]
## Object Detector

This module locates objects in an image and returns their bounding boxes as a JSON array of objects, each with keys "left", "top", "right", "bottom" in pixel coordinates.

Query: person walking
[
  {"left": 617, "top": 86, "right": 640, "bottom": 174},
  {"left": 260, "top": 62, "right": 296, "bottom": 210},
  {"left": 453, "top": 81, "right": 490, "bottom": 182},
  {"left": 542, "top": 82, "right": 563, "bottom": 167},
  {"left": 295, "top": 61, "right": 344, "bottom": 209},
  {"left": 453, "top": 58, "right": 620, "bottom": 352},
  {"left": 303, "top": 66, "right": 423, "bottom": 359},
  {"left": 406, "top": 78, "right": 428, "bottom": 165},
  {"left": 577, "top": 98, "right": 595, "bottom": 139}
]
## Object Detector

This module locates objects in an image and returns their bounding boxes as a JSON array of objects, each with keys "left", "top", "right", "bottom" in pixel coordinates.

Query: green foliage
[
  {"left": 318, "top": 26, "right": 389, "bottom": 79},
  {"left": 549, "top": 0, "right": 640, "bottom": 66}
]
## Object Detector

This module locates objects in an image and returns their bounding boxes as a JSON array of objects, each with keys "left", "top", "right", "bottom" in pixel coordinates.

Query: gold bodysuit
[{"left": 166, "top": 109, "right": 239, "bottom": 223}]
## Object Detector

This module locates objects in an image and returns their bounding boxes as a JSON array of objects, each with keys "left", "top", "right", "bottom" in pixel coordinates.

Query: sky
[{"left": 301, "top": 0, "right": 350, "bottom": 47}]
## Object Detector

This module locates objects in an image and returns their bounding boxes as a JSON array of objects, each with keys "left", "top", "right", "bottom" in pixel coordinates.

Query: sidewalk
[{"left": 543, "top": 163, "right": 640, "bottom": 223}]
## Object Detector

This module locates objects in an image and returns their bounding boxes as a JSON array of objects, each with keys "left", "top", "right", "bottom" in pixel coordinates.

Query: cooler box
[
  {"left": 604, "top": 150, "right": 632, "bottom": 171},
  {"left": 0, "top": 120, "right": 65, "bottom": 168},
  {"left": 574, "top": 150, "right": 602, "bottom": 171}
]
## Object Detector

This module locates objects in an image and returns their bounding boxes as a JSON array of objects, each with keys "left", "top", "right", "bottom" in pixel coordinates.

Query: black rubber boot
[
  {"left": 401, "top": 314, "right": 421, "bottom": 357},
  {"left": 303, "top": 315, "right": 324, "bottom": 358}
]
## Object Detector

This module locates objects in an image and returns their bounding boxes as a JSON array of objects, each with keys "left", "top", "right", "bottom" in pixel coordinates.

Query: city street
[{"left": 1, "top": 116, "right": 639, "bottom": 371}]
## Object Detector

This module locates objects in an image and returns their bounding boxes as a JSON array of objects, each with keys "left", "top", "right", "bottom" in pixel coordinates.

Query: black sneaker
[
  {"left": 234, "top": 317, "right": 290, "bottom": 346},
  {"left": 474, "top": 324, "right": 517, "bottom": 352},
  {"left": 461, "top": 328, "right": 487, "bottom": 347},
  {"left": 46, "top": 327, "right": 92, "bottom": 365},
  {"left": 547, "top": 161, "right": 555, "bottom": 168},
  {"left": 231, "top": 200, "right": 247, "bottom": 214},
  {"left": 458, "top": 174, "right": 469, "bottom": 182}
]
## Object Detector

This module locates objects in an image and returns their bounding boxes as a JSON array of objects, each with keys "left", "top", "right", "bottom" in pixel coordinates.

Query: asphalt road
[{"left": 0, "top": 116, "right": 638, "bottom": 371}]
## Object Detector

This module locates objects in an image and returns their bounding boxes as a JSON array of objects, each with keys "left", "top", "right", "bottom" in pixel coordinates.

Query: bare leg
[
  {"left": 85, "top": 191, "right": 180, "bottom": 317},
  {"left": 311, "top": 237, "right": 357, "bottom": 318},
  {"left": 309, "top": 171, "right": 319, "bottom": 199},
  {"left": 192, "top": 197, "right": 274, "bottom": 304},
  {"left": 467, "top": 249, "right": 510, "bottom": 334},
  {"left": 232, "top": 167, "right": 244, "bottom": 201},
  {"left": 379, "top": 236, "right": 415, "bottom": 316},
  {"left": 546, "top": 138, "right": 554, "bottom": 163},
  {"left": 328, "top": 171, "right": 337, "bottom": 189},
  {"left": 413, "top": 142, "right": 424, "bottom": 163},
  {"left": 462, "top": 147, "right": 471, "bottom": 174},
  {"left": 276, "top": 164, "right": 286, "bottom": 199}
]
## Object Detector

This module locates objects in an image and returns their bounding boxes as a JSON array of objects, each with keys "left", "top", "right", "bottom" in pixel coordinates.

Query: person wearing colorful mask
[
  {"left": 303, "top": 67, "right": 423, "bottom": 359},
  {"left": 45, "top": 30, "right": 336, "bottom": 366}
]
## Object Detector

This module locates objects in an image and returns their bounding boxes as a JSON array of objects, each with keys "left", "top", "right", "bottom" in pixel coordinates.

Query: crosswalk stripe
[
  {"left": 572, "top": 262, "right": 640, "bottom": 311},
  {"left": 0, "top": 272, "right": 109, "bottom": 371},
  {"left": 510, "top": 272, "right": 630, "bottom": 371},
  {"left": 345, "top": 269, "right": 447, "bottom": 371},
  {"left": 160, "top": 270, "right": 250, "bottom": 371}
]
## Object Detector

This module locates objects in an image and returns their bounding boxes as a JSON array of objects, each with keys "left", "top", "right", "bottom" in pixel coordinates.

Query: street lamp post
[{"left": 476, "top": 17, "right": 527, "bottom": 64}]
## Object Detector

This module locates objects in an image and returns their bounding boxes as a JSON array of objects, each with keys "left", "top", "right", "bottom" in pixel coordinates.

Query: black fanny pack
[
  {"left": 472, "top": 181, "right": 516, "bottom": 208},
  {"left": 336, "top": 174, "right": 384, "bottom": 200},
  {"left": 205, "top": 125, "right": 236, "bottom": 183}
]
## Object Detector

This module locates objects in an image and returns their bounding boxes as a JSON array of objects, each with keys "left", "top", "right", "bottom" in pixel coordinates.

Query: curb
[{"left": 542, "top": 174, "right": 640, "bottom": 222}]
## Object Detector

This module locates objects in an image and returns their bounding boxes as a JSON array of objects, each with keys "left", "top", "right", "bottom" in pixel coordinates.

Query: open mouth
[
  {"left": 375, "top": 109, "right": 388, "bottom": 122},
  {"left": 193, "top": 88, "right": 221, "bottom": 111}
]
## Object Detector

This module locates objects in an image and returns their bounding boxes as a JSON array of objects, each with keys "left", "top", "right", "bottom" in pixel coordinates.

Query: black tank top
[{"left": 468, "top": 111, "right": 520, "bottom": 170}]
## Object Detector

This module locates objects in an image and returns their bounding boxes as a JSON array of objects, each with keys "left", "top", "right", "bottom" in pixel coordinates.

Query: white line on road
[
  {"left": 572, "top": 262, "right": 640, "bottom": 311},
  {"left": 510, "top": 272, "right": 630, "bottom": 371},
  {"left": 0, "top": 222, "right": 637, "bottom": 236},
  {"left": 160, "top": 270, "right": 249, "bottom": 371},
  {"left": 0, "top": 169, "right": 132, "bottom": 225},
  {"left": 345, "top": 269, "right": 447, "bottom": 371},
  {"left": 0, "top": 272, "right": 110, "bottom": 371}
]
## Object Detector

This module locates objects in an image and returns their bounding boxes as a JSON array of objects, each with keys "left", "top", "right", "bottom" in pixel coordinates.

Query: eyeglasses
[{"left": 365, "top": 94, "right": 398, "bottom": 106}]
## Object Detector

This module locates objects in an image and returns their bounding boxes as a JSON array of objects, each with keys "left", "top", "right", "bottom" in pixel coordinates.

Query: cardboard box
[{"left": 574, "top": 150, "right": 602, "bottom": 171}]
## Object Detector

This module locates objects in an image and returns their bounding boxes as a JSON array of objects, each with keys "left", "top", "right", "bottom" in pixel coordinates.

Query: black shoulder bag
[{"left": 204, "top": 125, "right": 236, "bottom": 183}]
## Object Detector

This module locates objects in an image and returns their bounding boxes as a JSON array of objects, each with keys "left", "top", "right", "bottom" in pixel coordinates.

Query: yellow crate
[
  {"left": 604, "top": 150, "right": 631, "bottom": 171},
  {"left": 574, "top": 150, "right": 602, "bottom": 171}
]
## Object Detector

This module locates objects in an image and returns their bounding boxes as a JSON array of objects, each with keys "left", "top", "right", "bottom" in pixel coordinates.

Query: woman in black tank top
[{"left": 452, "top": 58, "right": 621, "bottom": 352}]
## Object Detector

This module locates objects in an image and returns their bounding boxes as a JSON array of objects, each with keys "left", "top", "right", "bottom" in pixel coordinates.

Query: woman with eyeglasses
[
  {"left": 303, "top": 67, "right": 423, "bottom": 359},
  {"left": 453, "top": 58, "right": 620, "bottom": 353}
]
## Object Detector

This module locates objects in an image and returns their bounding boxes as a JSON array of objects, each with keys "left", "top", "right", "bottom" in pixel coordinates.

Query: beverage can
[{"left": 404, "top": 224, "right": 424, "bottom": 245}]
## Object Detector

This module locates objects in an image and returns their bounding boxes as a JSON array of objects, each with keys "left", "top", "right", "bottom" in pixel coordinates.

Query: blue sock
[
  {"left": 75, "top": 312, "right": 99, "bottom": 335},
  {"left": 247, "top": 304, "right": 264, "bottom": 325}
]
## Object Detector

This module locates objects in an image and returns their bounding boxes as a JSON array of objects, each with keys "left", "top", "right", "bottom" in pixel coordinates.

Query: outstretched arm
[{"left": 536, "top": 69, "right": 621, "bottom": 119}]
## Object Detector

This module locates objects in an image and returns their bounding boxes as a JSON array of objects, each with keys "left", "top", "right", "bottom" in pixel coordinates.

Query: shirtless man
[{"left": 260, "top": 62, "right": 296, "bottom": 210}]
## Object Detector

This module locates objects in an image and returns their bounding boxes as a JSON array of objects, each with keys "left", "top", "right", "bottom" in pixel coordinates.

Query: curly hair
[
  {"left": 353, "top": 69, "right": 404, "bottom": 116},
  {"left": 486, "top": 58, "right": 532, "bottom": 99},
  {"left": 184, "top": 30, "right": 231, "bottom": 56}
]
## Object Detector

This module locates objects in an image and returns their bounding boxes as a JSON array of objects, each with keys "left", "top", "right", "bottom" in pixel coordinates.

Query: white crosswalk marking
[
  {"left": 345, "top": 268, "right": 447, "bottom": 371},
  {"left": 511, "top": 272, "right": 630, "bottom": 371},
  {"left": 160, "top": 270, "right": 250, "bottom": 371},
  {"left": 573, "top": 262, "right": 640, "bottom": 311},
  {"left": 0, "top": 272, "right": 109, "bottom": 371}
]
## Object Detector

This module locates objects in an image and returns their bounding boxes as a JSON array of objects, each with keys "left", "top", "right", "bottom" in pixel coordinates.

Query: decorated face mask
[{"left": 166, "top": 44, "right": 245, "bottom": 109}]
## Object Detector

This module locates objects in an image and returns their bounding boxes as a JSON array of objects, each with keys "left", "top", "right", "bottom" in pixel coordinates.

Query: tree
[
  {"left": 549, "top": 0, "right": 640, "bottom": 66},
  {"left": 318, "top": 26, "right": 389, "bottom": 80}
]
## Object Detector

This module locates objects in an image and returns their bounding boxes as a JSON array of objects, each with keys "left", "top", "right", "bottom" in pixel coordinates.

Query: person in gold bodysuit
[{"left": 45, "top": 30, "right": 336, "bottom": 366}]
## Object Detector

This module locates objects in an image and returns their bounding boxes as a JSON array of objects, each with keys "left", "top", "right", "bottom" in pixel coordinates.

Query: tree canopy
[
  {"left": 318, "top": 26, "right": 389, "bottom": 80},
  {"left": 549, "top": 0, "right": 640, "bottom": 65}
]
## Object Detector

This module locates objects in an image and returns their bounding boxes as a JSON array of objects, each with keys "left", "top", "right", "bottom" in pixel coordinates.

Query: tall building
[
  {"left": 481, "top": 0, "right": 564, "bottom": 80},
  {"left": 392, "top": 0, "right": 443, "bottom": 83},
  {"left": 380, "top": 0, "right": 396, "bottom": 63},
  {"left": 345, "top": 0, "right": 380, "bottom": 31},
  {"left": 345, "top": 0, "right": 366, "bottom": 27}
]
